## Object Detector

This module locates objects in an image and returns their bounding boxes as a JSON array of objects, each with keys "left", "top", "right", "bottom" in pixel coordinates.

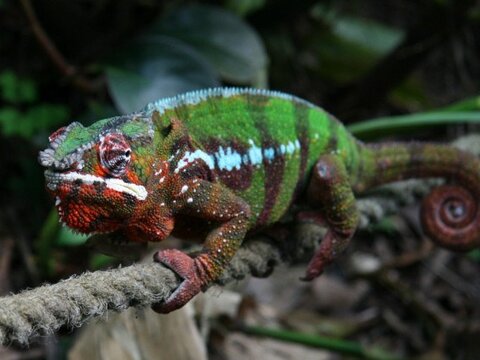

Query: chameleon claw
[
  {"left": 152, "top": 249, "right": 203, "bottom": 313},
  {"left": 300, "top": 263, "right": 325, "bottom": 282},
  {"left": 300, "top": 230, "right": 336, "bottom": 282}
]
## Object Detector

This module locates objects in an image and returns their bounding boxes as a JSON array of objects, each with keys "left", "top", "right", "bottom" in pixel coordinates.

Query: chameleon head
[{"left": 38, "top": 114, "right": 157, "bottom": 235}]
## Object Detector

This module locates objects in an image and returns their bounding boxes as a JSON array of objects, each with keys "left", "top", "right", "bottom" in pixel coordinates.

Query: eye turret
[{"left": 99, "top": 133, "right": 132, "bottom": 177}]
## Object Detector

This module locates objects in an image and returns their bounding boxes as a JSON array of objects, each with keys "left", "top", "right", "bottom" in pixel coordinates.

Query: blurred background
[{"left": 1, "top": 0, "right": 480, "bottom": 359}]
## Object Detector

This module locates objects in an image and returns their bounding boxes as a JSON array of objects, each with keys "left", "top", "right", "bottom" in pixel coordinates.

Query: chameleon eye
[{"left": 99, "top": 133, "right": 132, "bottom": 177}]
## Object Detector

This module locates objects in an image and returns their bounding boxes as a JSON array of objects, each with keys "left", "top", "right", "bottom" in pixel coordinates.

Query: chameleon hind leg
[{"left": 302, "top": 154, "right": 359, "bottom": 281}]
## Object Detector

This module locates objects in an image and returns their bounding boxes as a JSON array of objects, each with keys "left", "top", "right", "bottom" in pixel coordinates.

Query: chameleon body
[{"left": 39, "top": 88, "right": 480, "bottom": 313}]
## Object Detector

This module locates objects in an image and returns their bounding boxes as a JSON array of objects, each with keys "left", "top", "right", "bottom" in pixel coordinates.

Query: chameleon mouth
[{"left": 44, "top": 170, "right": 148, "bottom": 201}]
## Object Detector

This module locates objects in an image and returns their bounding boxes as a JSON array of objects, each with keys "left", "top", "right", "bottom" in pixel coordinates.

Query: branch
[{"left": 18, "top": 0, "right": 102, "bottom": 93}]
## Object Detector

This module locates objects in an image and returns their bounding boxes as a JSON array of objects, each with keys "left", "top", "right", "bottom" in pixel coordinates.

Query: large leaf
[
  {"left": 106, "top": 36, "right": 220, "bottom": 114},
  {"left": 308, "top": 5, "right": 404, "bottom": 84},
  {"left": 0, "top": 70, "right": 37, "bottom": 104},
  {"left": 154, "top": 5, "right": 268, "bottom": 85},
  {"left": 311, "top": 5, "right": 403, "bottom": 54},
  {"left": 225, "top": 0, "right": 266, "bottom": 16},
  {"left": 0, "top": 104, "right": 69, "bottom": 139}
]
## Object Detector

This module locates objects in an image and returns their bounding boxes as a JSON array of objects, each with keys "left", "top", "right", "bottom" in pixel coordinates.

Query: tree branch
[{"left": 18, "top": 0, "right": 102, "bottom": 93}]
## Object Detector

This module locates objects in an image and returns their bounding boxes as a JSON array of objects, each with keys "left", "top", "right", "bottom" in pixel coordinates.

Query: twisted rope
[
  {"left": 0, "top": 135, "right": 478, "bottom": 346},
  {"left": 0, "top": 239, "right": 283, "bottom": 345}
]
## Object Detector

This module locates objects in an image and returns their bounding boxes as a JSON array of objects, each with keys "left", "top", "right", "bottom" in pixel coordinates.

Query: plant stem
[{"left": 239, "top": 325, "right": 404, "bottom": 360}]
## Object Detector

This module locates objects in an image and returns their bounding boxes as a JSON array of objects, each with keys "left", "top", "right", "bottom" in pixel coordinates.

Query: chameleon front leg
[
  {"left": 303, "top": 154, "right": 359, "bottom": 280},
  {"left": 152, "top": 179, "right": 251, "bottom": 313}
]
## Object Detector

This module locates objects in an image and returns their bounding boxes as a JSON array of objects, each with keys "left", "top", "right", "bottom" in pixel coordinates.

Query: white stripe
[
  {"left": 175, "top": 149, "right": 215, "bottom": 173},
  {"left": 57, "top": 172, "right": 147, "bottom": 200}
]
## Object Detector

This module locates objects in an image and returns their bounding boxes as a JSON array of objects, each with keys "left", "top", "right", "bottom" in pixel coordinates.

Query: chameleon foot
[
  {"left": 152, "top": 249, "right": 203, "bottom": 313},
  {"left": 301, "top": 156, "right": 359, "bottom": 281}
]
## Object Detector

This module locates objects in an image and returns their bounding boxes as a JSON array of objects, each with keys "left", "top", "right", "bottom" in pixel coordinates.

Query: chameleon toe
[
  {"left": 154, "top": 249, "right": 196, "bottom": 279},
  {"left": 152, "top": 249, "right": 203, "bottom": 313}
]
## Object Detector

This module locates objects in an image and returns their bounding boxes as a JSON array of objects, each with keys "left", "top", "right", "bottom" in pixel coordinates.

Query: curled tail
[{"left": 353, "top": 142, "right": 480, "bottom": 251}]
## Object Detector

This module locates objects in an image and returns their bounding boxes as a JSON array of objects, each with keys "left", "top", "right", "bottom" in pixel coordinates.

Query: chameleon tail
[{"left": 353, "top": 142, "right": 480, "bottom": 251}]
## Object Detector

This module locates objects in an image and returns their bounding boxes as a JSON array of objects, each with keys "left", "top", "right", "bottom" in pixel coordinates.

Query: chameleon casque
[{"left": 38, "top": 88, "right": 480, "bottom": 313}]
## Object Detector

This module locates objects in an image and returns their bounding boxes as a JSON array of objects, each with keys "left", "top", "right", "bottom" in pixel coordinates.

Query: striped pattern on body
[{"left": 146, "top": 88, "right": 361, "bottom": 227}]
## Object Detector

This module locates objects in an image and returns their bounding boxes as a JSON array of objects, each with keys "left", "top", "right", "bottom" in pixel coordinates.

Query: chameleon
[{"left": 38, "top": 87, "right": 480, "bottom": 313}]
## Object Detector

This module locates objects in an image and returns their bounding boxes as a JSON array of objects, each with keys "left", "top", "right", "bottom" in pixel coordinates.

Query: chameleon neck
[{"left": 353, "top": 142, "right": 480, "bottom": 251}]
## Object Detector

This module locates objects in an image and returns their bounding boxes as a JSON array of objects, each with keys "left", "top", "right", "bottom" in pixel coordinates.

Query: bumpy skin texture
[{"left": 39, "top": 88, "right": 480, "bottom": 313}]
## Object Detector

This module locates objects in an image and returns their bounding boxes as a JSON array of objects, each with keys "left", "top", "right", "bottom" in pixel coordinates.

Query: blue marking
[
  {"left": 216, "top": 146, "right": 242, "bottom": 171},
  {"left": 247, "top": 140, "right": 263, "bottom": 166},
  {"left": 263, "top": 147, "right": 275, "bottom": 161},
  {"left": 286, "top": 141, "right": 296, "bottom": 154},
  {"left": 175, "top": 139, "right": 302, "bottom": 173}
]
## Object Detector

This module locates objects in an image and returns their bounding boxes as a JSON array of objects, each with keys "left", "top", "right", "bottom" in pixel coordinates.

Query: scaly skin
[{"left": 38, "top": 88, "right": 480, "bottom": 313}]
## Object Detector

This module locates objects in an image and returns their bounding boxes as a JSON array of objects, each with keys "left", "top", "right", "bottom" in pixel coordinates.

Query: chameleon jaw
[{"left": 44, "top": 170, "right": 148, "bottom": 201}]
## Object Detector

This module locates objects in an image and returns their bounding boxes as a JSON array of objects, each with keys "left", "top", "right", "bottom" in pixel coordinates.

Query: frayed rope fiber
[
  {"left": 1, "top": 135, "right": 478, "bottom": 346},
  {"left": 0, "top": 239, "right": 282, "bottom": 345}
]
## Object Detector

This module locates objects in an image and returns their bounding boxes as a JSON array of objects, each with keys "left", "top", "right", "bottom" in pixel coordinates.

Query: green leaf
[
  {"left": 26, "top": 104, "right": 70, "bottom": 129},
  {"left": 331, "top": 16, "right": 403, "bottom": 55},
  {"left": 308, "top": 32, "right": 377, "bottom": 83},
  {"left": 0, "top": 70, "right": 37, "bottom": 104},
  {"left": 348, "top": 95, "right": 480, "bottom": 140},
  {"left": 308, "top": 6, "right": 404, "bottom": 84},
  {"left": 225, "top": 0, "right": 266, "bottom": 16},
  {"left": 439, "top": 95, "right": 480, "bottom": 112},
  {"left": 155, "top": 4, "right": 268, "bottom": 85},
  {"left": 348, "top": 111, "right": 480, "bottom": 140},
  {"left": 106, "top": 36, "right": 220, "bottom": 114},
  {"left": 0, "top": 104, "right": 69, "bottom": 139},
  {"left": 0, "top": 107, "right": 22, "bottom": 136},
  {"left": 312, "top": 5, "right": 403, "bottom": 54}
]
